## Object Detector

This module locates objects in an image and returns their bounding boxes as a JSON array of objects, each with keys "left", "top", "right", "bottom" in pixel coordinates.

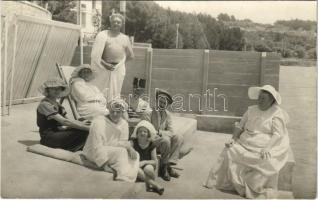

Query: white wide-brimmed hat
[
  {"left": 38, "top": 78, "right": 70, "bottom": 97},
  {"left": 248, "top": 85, "right": 282, "bottom": 105},
  {"left": 130, "top": 120, "right": 157, "bottom": 140}
]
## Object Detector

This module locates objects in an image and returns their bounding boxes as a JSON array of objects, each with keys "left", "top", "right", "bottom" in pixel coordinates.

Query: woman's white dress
[
  {"left": 205, "top": 104, "right": 290, "bottom": 198},
  {"left": 90, "top": 30, "right": 132, "bottom": 102},
  {"left": 71, "top": 78, "right": 108, "bottom": 120},
  {"left": 83, "top": 116, "right": 139, "bottom": 182}
]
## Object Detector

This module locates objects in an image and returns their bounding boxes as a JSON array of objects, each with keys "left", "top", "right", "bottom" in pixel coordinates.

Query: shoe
[
  {"left": 154, "top": 187, "right": 164, "bottom": 195},
  {"left": 160, "top": 164, "right": 171, "bottom": 181},
  {"left": 161, "top": 170, "right": 171, "bottom": 181},
  {"left": 146, "top": 184, "right": 154, "bottom": 192},
  {"left": 168, "top": 166, "right": 180, "bottom": 178}
]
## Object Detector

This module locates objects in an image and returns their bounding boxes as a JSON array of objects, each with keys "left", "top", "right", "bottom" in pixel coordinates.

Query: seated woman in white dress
[
  {"left": 204, "top": 85, "right": 290, "bottom": 198},
  {"left": 70, "top": 65, "right": 109, "bottom": 120},
  {"left": 83, "top": 99, "right": 139, "bottom": 182}
]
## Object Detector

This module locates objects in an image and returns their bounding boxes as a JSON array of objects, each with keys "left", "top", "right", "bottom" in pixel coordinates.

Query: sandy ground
[{"left": 1, "top": 66, "right": 316, "bottom": 198}]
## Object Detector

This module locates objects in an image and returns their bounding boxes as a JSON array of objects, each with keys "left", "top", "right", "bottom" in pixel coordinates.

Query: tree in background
[
  {"left": 99, "top": 1, "right": 315, "bottom": 58},
  {"left": 254, "top": 42, "right": 273, "bottom": 52},
  {"left": 27, "top": 0, "right": 77, "bottom": 24},
  {"left": 101, "top": 1, "right": 120, "bottom": 30},
  {"left": 294, "top": 46, "right": 306, "bottom": 58},
  {"left": 101, "top": 1, "right": 244, "bottom": 50},
  {"left": 219, "top": 27, "right": 244, "bottom": 51},
  {"left": 217, "top": 13, "right": 231, "bottom": 22},
  {"left": 92, "top": 8, "right": 102, "bottom": 37},
  {"left": 274, "top": 19, "right": 316, "bottom": 31},
  {"left": 46, "top": 1, "right": 77, "bottom": 24},
  {"left": 307, "top": 48, "right": 317, "bottom": 59}
]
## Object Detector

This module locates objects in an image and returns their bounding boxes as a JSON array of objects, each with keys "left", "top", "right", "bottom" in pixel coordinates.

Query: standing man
[
  {"left": 142, "top": 89, "right": 183, "bottom": 181},
  {"left": 90, "top": 12, "right": 134, "bottom": 102}
]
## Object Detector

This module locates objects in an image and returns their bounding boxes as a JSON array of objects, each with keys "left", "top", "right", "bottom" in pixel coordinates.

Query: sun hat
[
  {"left": 155, "top": 89, "right": 173, "bottom": 105},
  {"left": 38, "top": 78, "right": 70, "bottom": 97},
  {"left": 71, "top": 64, "right": 94, "bottom": 78},
  {"left": 130, "top": 120, "right": 157, "bottom": 140},
  {"left": 248, "top": 85, "right": 282, "bottom": 105},
  {"left": 107, "top": 98, "right": 128, "bottom": 111}
]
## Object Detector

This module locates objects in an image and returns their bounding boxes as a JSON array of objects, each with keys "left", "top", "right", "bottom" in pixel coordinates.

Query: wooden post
[
  {"left": 259, "top": 52, "right": 266, "bottom": 86},
  {"left": 145, "top": 48, "right": 153, "bottom": 97},
  {"left": 77, "top": 0, "right": 83, "bottom": 64},
  {"left": 2, "top": 16, "right": 8, "bottom": 115},
  {"left": 79, "top": 31, "right": 83, "bottom": 65},
  {"left": 8, "top": 18, "right": 18, "bottom": 114},
  {"left": 201, "top": 49, "right": 209, "bottom": 114}
]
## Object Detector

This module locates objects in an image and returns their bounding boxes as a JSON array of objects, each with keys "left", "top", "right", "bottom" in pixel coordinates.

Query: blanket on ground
[{"left": 27, "top": 144, "right": 113, "bottom": 173}]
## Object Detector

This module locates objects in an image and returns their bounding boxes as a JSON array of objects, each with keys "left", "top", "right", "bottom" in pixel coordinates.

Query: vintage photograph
[{"left": 1, "top": 0, "right": 316, "bottom": 199}]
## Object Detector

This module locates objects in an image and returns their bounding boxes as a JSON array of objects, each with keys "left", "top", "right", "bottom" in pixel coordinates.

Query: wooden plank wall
[
  {"left": 151, "top": 49, "right": 204, "bottom": 113},
  {"left": 121, "top": 47, "right": 149, "bottom": 98},
  {"left": 70, "top": 47, "right": 280, "bottom": 117},
  {"left": 1, "top": 15, "right": 80, "bottom": 105},
  {"left": 207, "top": 50, "right": 262, "bottom": 116}
]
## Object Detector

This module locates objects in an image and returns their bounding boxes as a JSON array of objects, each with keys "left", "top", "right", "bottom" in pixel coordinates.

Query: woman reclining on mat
[
  {"left": 70, "top": 65, "right": 109, "bottom": 120},
  {"left": 83, "top": 99, "right": 139, "bottom": 182},
  {"left": 36, "top": 78, "right": 90, "bottom": 152}
]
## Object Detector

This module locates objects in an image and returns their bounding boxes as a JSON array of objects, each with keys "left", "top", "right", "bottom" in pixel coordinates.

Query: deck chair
[{"left": 56, "top": 63, "right": 82, "bottom": 120}]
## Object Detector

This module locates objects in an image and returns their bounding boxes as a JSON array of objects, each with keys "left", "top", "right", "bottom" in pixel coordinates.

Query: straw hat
[
  {"left": 71, "top": 64, "right": 94, "bottom": 78},
  {"left": 248, "top": 85, "right": 282, "bottom": 105},
  {"left": 130, "top": 120, "right": 157, "bottom": 140},
  {"left": 38, "top": 78, "right": 70, "bottom": 97},
  {"left": 156, "top": 89, "right": 173, "bottom": 104}
]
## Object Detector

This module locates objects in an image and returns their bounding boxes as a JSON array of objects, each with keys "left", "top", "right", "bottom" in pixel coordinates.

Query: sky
[{"left": 155, "top": 1, "right": 316, "bottom": 24}]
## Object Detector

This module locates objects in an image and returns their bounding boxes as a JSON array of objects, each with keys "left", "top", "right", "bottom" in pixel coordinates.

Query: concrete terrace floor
[
  {"left": 1, "top": 101, "right": 242, "bottom": 199},
  {"left": 1, "top": 66, "right": 317, "bottom": 198}
]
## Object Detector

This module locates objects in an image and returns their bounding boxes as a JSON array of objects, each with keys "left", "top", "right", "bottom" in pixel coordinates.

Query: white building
[
  {"left": 2, "top": 1, "right": 52, "bottom": 19},
  {"left": 79, "top": 0, "right": 102, "bottom": 38}
]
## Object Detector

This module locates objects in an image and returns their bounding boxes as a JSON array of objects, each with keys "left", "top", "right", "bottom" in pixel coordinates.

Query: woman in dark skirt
[{"left": 37, "top": 78, "right": 90, "bottom": 152}]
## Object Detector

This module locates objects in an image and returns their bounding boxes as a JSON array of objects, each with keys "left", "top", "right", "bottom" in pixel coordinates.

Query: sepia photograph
[{"left": 1, "top": 0, "right": 316, "bottom": 199}]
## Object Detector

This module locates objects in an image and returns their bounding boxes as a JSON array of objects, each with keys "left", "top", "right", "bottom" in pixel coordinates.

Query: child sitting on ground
[{"left": 130, "top": 120, "right": 164, "bottom": 195}]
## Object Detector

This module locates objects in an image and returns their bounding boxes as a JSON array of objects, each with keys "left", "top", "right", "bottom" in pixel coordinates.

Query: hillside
[
  {"left": 224, "top": 18, "right": 316, "bottom": 59},
  {"left": 102, "top": 1, "right": 316, "bottom": 59}
]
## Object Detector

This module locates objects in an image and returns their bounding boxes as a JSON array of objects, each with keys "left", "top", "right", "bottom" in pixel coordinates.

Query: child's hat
[{"left": 131, "top": 120, "right": 157, "bottom": 139}]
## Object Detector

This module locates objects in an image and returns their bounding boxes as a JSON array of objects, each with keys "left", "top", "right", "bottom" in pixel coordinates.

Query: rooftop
[{"left": 1, "top": 66, "right": 316, "bottom": 198}]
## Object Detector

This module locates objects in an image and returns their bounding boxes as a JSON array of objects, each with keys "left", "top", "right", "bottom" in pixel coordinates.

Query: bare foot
[
  {"left": 154, "top": 185, "right": 164, "bottom": 195},
  {"left": 202, "top": 182, "right": 214, "bottom": 189}
]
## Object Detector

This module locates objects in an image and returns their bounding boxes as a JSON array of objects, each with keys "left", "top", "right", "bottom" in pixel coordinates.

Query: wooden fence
[
  {"left": 1, "top": 14, "right": 80, "bottom": 114},
  {"left": 0, "top": 14, "right": 280, "bottom": 117},
  {"left": 71, "top": 46, "right": 280, "bottom": 117}
]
